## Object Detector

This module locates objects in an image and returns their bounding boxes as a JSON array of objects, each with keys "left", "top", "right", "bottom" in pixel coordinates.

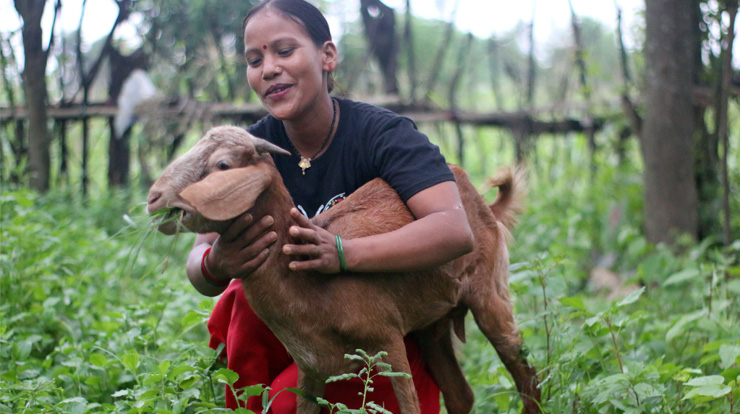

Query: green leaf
[
  {"left": 158, "top": 360, "right": 171, "bottom": 375},
  {"left": 663, "top": 268, "right": 700, "bottom": 287},
  {"left": 89, "top": 353, "right": 108, "bottom": 367},
  {"left": 168, "top": 365, "right": 196, "bottom": 380},
  {"left": 377, "top": 371, "right": 412, "bottom": 378},
  {"left": 666, "top": 311, "right": 706, "bottom": 342},
  {"left": 237, "top": 384, "right": 266, "bottom": 399},
  {"left": 366, "top": 402, "right": 394, "bottom": 414},
  {"left": 685, "top": 375, "right": 725, "bottom": 387},
  {"left": 143, "top": 372, "right": 164, "bottom": 385},
  {"left": 122, "top": 353, "right": 140, "bottom": 371},
  {"left": 213, "top": 368, "right": 239, "bottom": 387},
  {"left": 719, "top": 344, "right": 740, "bottom": 369},
  {"left": 559, "top": 295, "right": 586, "bottom": 311},
  {"left": 374, "top": 361, "right": 391, "bottom": 368},
  {"left": 682, "top": 384, "right": 731, "bottom": 400},
  {"left": 601, "top": 373, "right": 628, "bottom": 384},
  {"left": 722, "top": 367, "right": 740, "bottom": 384},
  {"left": 58, "top": 397, "right": 88, "bottom": 414},
  {"left": 584, "top": 315, "right": 602, "bottom": 327},
  {"left": 283, "top": 387, "right": 318, "bottom": 404},
  {"left": 327, "top": 373, "right": 359, "bottom": 382},
  {"left": 726, "top": 279, "right": 740, "bottom": 294},
  {"left": 112, "top": 390, "right": 131, "bottom": 398},
  {"left": 616, "top": 286, "right": 645, "bottom": 307}
]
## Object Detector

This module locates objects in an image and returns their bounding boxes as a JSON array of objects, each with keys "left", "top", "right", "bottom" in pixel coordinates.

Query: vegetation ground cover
[{"left": 2, "top": 133, "right": 739, "bottom": 413}]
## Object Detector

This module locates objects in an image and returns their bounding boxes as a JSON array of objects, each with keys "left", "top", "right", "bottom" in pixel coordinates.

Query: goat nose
[{"left": 148, "top": 191, "right": 162, "bottom": 206}]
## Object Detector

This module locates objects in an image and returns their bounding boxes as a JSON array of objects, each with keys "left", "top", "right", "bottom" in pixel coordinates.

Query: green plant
[{"left": 317, "top": 349, "right": 412, "bottom": 414}]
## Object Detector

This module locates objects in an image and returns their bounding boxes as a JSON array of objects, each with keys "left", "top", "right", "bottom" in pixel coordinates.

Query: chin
[{"left": 264, "top": 94, "right": 308, "bottom": 120}]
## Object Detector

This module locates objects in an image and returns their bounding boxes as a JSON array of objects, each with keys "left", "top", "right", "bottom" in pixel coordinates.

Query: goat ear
[{"left": 179, "top": 166, "right": 272, "bottom": 221}]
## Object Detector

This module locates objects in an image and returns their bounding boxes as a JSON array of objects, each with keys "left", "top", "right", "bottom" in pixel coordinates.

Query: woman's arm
[
  {"left": 186, "top": 214, "right": 278, "bottom": 296},
  {"left": 283, "top": 181, "right": 474, "bottom": 273}
]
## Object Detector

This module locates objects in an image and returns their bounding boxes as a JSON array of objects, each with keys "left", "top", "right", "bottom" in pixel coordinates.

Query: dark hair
[{"left": 243, "top": 0, "right": 335, "bottom": 91}]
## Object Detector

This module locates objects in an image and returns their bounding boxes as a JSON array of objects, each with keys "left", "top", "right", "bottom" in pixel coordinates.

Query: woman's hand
[
  {"left": 207, "top": 213, "right": 278, "bottom": 279},
  {"left": 282, "top": 208, "right": 341, "bottom": 273}
]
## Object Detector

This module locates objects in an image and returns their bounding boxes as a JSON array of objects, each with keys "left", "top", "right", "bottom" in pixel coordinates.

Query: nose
[
  {"left": 147, "top": 190, "right": 162, "bottom": 213},
  {"left": 262, "top": 57, "right": 281, "bottom": 80}
]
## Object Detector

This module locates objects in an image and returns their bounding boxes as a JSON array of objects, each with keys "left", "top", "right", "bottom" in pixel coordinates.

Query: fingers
[
  {"left": 284, "top": 209, "right": 340, "bottom": 273},
  {"left": 290, "top": 207, "right": 311, "bottom": 227},
  {"left": 222, "top": 214, "right": 275, "bottom": 247},
  {"left": 288, "top": 257, "right": 335, "bottom": 272},
  {"left": 236, "top": 246, "right": 272, "bottom": 275},
  {"left": 209, "top": 213, "right": 277, "bottom": 279},
  {"left": 237, "top": 215, "right": 276, "bottom": 249},
  {"left": 288, "top": 208, "right": 321, "bottom": 244},
  {"left": 220, "top": 213, "right": 255, "bottom": 242}
]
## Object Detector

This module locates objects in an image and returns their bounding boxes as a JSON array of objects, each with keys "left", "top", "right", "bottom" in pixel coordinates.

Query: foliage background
[
  {"left": 2, "top": 0, "right": 740, "bottom": 413},
  {"left": 3, "top": 136, "right": 740, "bottom": 413}
]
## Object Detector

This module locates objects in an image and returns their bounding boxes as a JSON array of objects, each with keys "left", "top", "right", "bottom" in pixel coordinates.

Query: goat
[{"left": 146, "top": 126, "right": 541, "bottom": 414}]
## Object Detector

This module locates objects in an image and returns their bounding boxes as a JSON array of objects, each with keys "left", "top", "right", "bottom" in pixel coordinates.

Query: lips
[{"left": 265, "top": 83, "right": 293, "bottom": 98}]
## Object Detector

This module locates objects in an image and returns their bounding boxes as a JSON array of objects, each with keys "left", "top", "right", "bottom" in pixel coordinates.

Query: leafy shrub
[{"left": 2, "top": 144, "right": 739, "bottom": 413}]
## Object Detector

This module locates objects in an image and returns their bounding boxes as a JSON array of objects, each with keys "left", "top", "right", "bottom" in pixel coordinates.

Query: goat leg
[
  {"left": 381, "top": 339, "right": 421, "bottom": 414},
  {"left": 295, "top": 369, "right": 326, "bottom": 414},
  {"left": 411, "top": 319, "right": 474, "bottom": 414},
  {"left": 468, "top": 290, "right": 541, "bottom": 414}
]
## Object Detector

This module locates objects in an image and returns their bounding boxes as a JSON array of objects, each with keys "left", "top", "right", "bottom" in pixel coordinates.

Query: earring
[{"left": 328, "top": 65, "right": 333, "bottom": 71}]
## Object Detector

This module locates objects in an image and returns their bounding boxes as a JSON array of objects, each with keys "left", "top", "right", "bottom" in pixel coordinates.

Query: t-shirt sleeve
[{"left": 370, "top": 117, "right": 454, "bottom": 203}]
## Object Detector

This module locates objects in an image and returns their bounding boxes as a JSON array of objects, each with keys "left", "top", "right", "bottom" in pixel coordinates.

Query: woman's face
[{"left": 243, "top": 9, "right": 333, "bottom": 122}]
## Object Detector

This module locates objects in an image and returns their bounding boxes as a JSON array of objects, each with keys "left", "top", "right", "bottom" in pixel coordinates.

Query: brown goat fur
[{"left": 147, "top": 126, "right": 541, "bottom": 414}]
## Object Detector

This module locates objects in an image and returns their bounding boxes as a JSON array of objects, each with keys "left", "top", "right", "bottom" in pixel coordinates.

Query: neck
[{"left": 283, "top": 96, "right": 336, "bottom": 155}]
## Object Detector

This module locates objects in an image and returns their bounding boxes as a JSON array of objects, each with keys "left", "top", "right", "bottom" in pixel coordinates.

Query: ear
[
  {"left": 179, "top": 165, "right": 272, "bottom": 221},
  {"left": 321, "top": 40, "right": 338, "bottom": 71}
]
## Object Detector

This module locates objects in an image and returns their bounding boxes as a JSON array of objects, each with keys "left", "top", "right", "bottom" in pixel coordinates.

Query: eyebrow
[{"left": 244, "top": 36, "right": 298, "bottom": 55}]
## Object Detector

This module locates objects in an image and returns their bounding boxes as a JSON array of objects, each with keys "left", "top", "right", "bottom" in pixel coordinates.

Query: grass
[{"left": 1, "top": 132, "right": 739, "bottom": 413}]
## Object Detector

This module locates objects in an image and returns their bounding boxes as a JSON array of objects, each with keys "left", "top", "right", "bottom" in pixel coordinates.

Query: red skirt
[{"left": 208, "top": 281, "right": 441, "bottom": 413}]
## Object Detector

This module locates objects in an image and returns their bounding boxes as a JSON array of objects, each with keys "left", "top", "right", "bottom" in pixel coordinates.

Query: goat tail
[{"left": 484, "top": 166, "right": 527, "bottom": 230}]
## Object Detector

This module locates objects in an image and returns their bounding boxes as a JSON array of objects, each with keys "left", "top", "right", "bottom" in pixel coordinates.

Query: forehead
[{"left": 244, "top": 9, "right": 311, "bottom": 48}]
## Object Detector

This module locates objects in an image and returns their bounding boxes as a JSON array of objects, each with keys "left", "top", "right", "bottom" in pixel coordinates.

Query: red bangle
[{"left": 202, "top": 247, "right": 229, "bottom": 287}]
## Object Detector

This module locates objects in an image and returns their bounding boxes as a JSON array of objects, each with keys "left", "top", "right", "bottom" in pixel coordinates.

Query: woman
[{"left": 185, "top": 0, "right": 475, "bottom": 412}]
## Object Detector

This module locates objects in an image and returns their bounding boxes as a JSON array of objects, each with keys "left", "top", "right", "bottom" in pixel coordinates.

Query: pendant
[{"left": 298, "top": 157, "right": 312, "bottom": 175}]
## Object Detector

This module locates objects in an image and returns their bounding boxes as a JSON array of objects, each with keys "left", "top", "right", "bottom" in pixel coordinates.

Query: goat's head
[{"left": 146, "top": 126, "right": 290, "bottom": 235}]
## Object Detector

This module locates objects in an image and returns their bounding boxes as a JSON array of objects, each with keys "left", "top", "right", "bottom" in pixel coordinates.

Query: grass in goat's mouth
[
  {"left": 118, "top": 205, "right": 187, "bottom": 277},
  {"left": 150, "top": 207, "right": 182, "bottom": 226}
]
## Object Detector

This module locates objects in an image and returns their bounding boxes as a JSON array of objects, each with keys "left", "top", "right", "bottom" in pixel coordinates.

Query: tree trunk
[
  {"left": 719, "top": 1, "right": 738, "bottom": 245},
  {"left": 641, "top": 0, "right": 700, "bottom": 244},
  {"left": 15, "top": 0, "right": 51, "bottom": 193}
]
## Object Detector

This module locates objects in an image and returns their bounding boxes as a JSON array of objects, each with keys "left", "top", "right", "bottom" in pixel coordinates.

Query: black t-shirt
[{"left": 248, "top": 98, "right": 454, "bottom": 217}]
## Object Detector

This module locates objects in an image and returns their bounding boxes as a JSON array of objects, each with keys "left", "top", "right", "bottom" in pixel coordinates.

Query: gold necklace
[{"left": 289, "top": 98, "right": 337, "bottom": 175}]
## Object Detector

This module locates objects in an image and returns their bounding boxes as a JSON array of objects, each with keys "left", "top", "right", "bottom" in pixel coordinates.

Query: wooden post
[
  {"left": 403, "top": 0, "right": 417, "bottom": 103},
  {"left": 449, "top": 33, "right": 474, "bottom": 166},
  {"left": 81, "top": 116, "right": 89, "bottom": 196},
  {"left": 720, "top": 0, "right": 738, "bottom": 247},
  {"left": 55, "top": 119, "right": 68, "bottom": 184}
]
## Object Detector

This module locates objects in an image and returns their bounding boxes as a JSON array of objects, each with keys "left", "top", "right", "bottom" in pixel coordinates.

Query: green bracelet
[{"left": 335, "top": 235, "right": 347, "bottom": 272}]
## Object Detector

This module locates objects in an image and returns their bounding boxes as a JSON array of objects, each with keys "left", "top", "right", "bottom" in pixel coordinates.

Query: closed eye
[{"left": 278, "top": 47, "right": 295, "bottom": 57}]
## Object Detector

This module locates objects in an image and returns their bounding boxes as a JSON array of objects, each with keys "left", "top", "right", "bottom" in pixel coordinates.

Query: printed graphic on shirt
[{"left": 296, "top": 192, "right": 346, "bottom": 218}]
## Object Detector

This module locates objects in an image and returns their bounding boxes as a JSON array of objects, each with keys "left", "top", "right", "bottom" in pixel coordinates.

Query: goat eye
[{"left": 217, "top": 161, "right": 230, "bottom": 170}]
